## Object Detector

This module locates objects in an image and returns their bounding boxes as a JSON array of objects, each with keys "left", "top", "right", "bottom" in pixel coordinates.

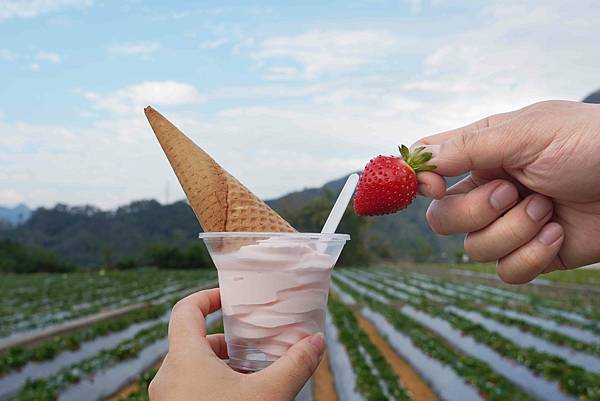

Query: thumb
[
  {"left": 253, "top": 333, "right": 325, "bottom": 400},
  {"left": 423, "top": 125, "right": 518, "bottom": 177},
  {"left": 413, "top": 106, "right": 530, "bottom": 177}
]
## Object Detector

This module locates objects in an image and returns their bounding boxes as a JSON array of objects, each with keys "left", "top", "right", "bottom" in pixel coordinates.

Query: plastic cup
[{"left": 199, "top": 232, "right": 349, "bottom": 372}]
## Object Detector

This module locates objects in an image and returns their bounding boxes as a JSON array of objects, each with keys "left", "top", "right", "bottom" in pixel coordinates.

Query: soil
[
  {"left": 355, "top": 311, "right": 440, "bottom": 401},
  {"left": 104, "top": 379, "right": 141, "bottom": 401},
  {"left": 312, "top": 350, "right": 338, "bottom": 401},
  {"left": 104, "top": 358, "right": 163, "bottom": 401}
]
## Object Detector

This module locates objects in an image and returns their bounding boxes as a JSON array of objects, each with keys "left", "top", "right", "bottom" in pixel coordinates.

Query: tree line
[{"left": 0, "top": 193, "right": 391, "bottom": 273}]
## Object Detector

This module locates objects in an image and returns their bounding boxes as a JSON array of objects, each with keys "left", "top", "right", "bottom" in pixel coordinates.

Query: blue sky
[{"left": 1, "top": 0, "right": 599, "bottom": 209}]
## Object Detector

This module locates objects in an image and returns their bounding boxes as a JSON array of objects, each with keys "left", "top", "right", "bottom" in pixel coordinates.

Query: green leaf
[{"left": 399, "top": 145, "right": 410, "bottom": 160}]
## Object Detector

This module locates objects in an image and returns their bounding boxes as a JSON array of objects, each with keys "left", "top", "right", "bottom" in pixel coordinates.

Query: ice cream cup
[{"left": 199, "top": 232, "right": 350, "bottom": 372}]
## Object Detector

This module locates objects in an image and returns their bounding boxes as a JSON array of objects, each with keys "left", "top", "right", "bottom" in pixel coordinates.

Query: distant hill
[
  {"left": 0, "top": 204, "right": 32, "bottom": 225},
  {"left": 1, "top": 174, "right": 463, "bottom": 266},
  {"left": 271, "top": 174, "right": 464, "bottom": 261},
  {"left": 583, "top": 89, "right": 600, "bottom": 104},
  {"left": 2, "top": 200, "right": 200, "bottom": 266},
  {"left": 266, "top": 174, "right": 354, "bottom": 214}
]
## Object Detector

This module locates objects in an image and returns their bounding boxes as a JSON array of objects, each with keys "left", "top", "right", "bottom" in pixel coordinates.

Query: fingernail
[
  {"left": 422, "top": 144, "right": 440, "bottom": 158},
  {"left": 537, "top": 223, "right": 563, "bottom": 245},
  {"left": 308, "top": 332, "right": 325, "bottom": 354},
  {"left": 526, "top": 196, "right": 552, "bottom": 221},
  {"left": 489, "top": 183, "right": 518, "bottom": 210}
]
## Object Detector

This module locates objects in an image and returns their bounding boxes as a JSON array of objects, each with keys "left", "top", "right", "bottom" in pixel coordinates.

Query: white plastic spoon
[{"left": 321, "top": 173, "right": 359, "bottom": 234}]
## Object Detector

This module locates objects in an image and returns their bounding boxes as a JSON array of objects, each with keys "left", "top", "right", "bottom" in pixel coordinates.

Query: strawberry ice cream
[{"left": 200, "top": 233, "right": 349, "bottom": 371}]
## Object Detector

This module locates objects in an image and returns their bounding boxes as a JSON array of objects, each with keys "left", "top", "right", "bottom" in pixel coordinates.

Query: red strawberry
[{"left": 353, "top": 145, "right": 436, "bottom": 216}]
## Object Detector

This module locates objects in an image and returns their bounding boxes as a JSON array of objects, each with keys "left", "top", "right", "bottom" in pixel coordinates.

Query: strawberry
[{"left": 353, "top": 145, "right": 436, "bottom": 216}]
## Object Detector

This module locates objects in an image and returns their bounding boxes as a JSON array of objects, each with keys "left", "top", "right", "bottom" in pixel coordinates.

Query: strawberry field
[
  {"left": 1, "top": 266, "right": 599, "bottom": 401},
  {"left": 0, "top": 269, "right": 218, "bottom": 401}
]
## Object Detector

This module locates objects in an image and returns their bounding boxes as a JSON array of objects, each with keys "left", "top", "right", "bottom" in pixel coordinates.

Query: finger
[
  {"left": 253, "top": 333, "right": 325, "bottom": 400},
  {"left": 465, "top": 194, "right": 553, "bottom": 261},
  {"left": 206, "top": 334, "right": 229, "bottom": 359},
  {"left": 411, "top": 108, "right": 528, "bottom": 177},
  {"left": 414, "top": 109, "right": 519, "bottom": 147},
  {"left": 168, "top": 288, "right": 221, "bottom": 353},
  {"left": 427, "top": 124, "right": 523, "bottom": 177},
  {"left": 426, "top": 179, "right": 519, "bottom": 235},
  {"left": 496, "top": 222, "right": 564, "bottom": 284},
  {"left": 417, "top": 172, "right": 446, "bottom": 199}
]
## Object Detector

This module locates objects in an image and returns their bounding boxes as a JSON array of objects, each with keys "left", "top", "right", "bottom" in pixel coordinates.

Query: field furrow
[
  {"left": 324, "top": 313, "right": 364, "bottom": 401},
  {"left": 336, "top": 271, "right": 600, "bottom": 401},
  {"left": 4, "top": 267, "right": 599, "bottom": 401},
  {"left": 333, "top": 273, "right": 536, "bottom": 401},
  {"left": 361, "top": 269, "right": 600, "bottom": 354}
]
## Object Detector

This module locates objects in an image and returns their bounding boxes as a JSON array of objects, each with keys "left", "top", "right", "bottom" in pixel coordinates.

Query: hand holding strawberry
[
  {"left": 353, "top": 145, "right": 436, "bottom": 216},
  {"left": 403, "top": 100, "right": 600, "bottom": 284}
]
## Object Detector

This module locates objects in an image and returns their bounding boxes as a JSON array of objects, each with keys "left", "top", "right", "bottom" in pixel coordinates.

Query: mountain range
[
  {"left": 0, "top": 204, "right": 32, "bottom": 226},
  {"left": 0, "top": 174, "right": 463, "bottom": 266}
]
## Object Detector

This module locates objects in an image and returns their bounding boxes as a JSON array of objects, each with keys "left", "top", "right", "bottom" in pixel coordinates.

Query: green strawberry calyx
[{"left": 399, "top": 144, "right": 437, "bottom": 172}]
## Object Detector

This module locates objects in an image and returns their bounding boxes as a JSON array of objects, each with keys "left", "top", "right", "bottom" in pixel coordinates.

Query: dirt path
[
  {"left": 104, "top": 378, "right": 144, "bottom": 401},
  {"left": 312, "top": 349, "right": 338, "bottom": 401},
  {"left": 104, "top": 357, "right": 164, "bottom": 401},
  {"left": 355, "top": 311, "right": 439, "bottom": 401}
]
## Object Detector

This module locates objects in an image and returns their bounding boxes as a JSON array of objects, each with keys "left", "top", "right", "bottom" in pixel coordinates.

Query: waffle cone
[{"left": 144, "top": 106, "right": 296, "bottom": 234}]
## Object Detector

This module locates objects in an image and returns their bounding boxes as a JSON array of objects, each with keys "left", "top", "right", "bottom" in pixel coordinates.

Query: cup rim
[{"left": 198, "top": 231, "right": 350, "bottom": 241}]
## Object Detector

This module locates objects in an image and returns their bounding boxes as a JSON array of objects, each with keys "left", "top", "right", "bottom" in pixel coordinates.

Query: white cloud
[
  {"left": 207, "top": 83, "right": 327, "bottom": 100},
  {"left": 0, "top": 119, "right": 167, "bottom": 208},
  {"left": 254, "top": 29, "right": 399, "bottom": 80},
  {"left": 7, "top": 1, "right": 600, "bottom": 209},
  {"left": 402, "top": 80, "right": 486, "bottom": 93},
  {"left": 406, "top": 0, "right": 422, "bottom": 14},
  {"left": 0, "top": 120, "right": 77, "bottom": 152},
  {"left": 200, "top": 38, "right": 228, "bottom": 49},
  {"left": 108, "top": 42, "right": 161, "bottom": 55},
  {"left": 150, "top": 10, "right": 190, "bottom": 21},
  {"left": 0, "top": 189, "right": 24, "bottom": 206},
  {"left": 29, "top": 62, "right": 40, "bottom": 71},
  {"left": 402, "top": 0, "right": 600, "bottom": 128},
  {"left": 0, "top": 0, "right": 92, "bottom": 21},
  {"left": 36, "top": 50, "right": 62, "bottom": 63},
  {"left": 0, "top": 110, "right": 359, "bottom": 208},
  {"left": 0, "top": 49, "right": 16, "bottom": 61},
  {"left": 68, "top": 74, "right": 436, "bottom": 205},
  {"left": 92, "top": 114, "right": 153, "bottom": 144},
  {"left": 262, "top": 66, "right": 301, "bottom": 81},
  {"left": 169, "top": 10, "right": 190, "bottom": 19},
  {"left": 197, "top": 101, "right": 430, "bottom": 199},
  {"left": 377, "top": 96, "right": 424, "bottom": 116},
  {"left": 82, "top": 81, "right": 204, "bottom": 114}
]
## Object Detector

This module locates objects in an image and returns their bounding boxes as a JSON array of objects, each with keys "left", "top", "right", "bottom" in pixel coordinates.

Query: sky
[{"left": 1, "top": 0, "right": 599, "bottom": 209}]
